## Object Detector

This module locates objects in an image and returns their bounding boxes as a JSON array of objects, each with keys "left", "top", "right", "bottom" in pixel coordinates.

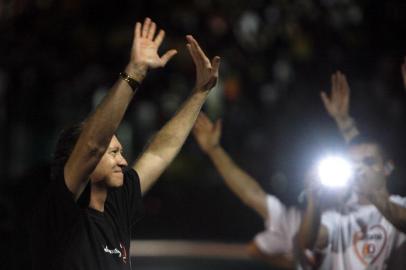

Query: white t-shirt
[
  {"left": 320, "top": 195, "right": 406, "bottom": 270},
  {"left": 254, "top": 194, "right": 302, "bottom": 254}
]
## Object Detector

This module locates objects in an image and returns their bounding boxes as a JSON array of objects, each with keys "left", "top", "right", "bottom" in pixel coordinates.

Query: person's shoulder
[
  {"left": 389, "top": 195, "right": 406, "bottom": 207},
  {"left": 32, "top": 171, "right": 82, "bottom": 228},
  {"left": 39, "top": 171, "right": 73, "bottom": 203},
  {"left": 265, "top": 194, "right": 301, "bottom": 213},
  {"left": 265, "top": 194, "right": 284, "bottom": 206},
  {"left": 264, "top": 194, "right": 302, "bottom": 228},
  {"left": 120, "top": 167, "right": 142, "bottom": 199}
]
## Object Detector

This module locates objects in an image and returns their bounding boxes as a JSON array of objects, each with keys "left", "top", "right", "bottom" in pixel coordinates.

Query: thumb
[
  {"left": 214, "top": 119, "right": 222, "bottom": 133},
  {"left": 211, "top": 56, "right": 221, "bottom": 74},
  {"left": 320, "top": 91, "right": 332, "bottom": 110},
  {"left": 160, "top": 49, "right": 178, "bottom": 66}
]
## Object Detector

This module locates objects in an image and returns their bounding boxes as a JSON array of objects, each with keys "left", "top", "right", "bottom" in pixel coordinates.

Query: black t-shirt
[{"left": 31, "top": 168, "right": 143, "bottom": 270}]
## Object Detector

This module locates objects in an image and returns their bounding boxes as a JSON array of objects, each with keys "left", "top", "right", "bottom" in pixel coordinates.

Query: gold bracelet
[{"left": 119, "top": 72, "right": 140, "bottom": 92}]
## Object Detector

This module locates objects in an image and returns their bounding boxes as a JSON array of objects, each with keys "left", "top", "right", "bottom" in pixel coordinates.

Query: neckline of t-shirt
[
  {"left": 87, "top": 206, "right": 105, "bottom": 218},
  {"left": 85, "top": 189, "right": 113, "bottom": 217}
]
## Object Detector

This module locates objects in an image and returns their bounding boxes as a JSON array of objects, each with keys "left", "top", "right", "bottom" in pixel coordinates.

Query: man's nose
[{"left": 117, "top": 154, "right": 128, "bottom": 167}]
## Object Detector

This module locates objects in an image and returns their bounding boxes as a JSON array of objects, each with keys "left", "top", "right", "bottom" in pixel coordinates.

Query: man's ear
[{"left": 384, "top": 161, "right": 394, "bottom": 176}]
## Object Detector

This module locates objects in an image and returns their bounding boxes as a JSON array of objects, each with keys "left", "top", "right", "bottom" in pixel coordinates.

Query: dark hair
[
  {"left": 51, "top": 123, "right": 84, "bottom": 180},
  {"left": 347, "top": 135, "right": 391, "bottom": 161}
]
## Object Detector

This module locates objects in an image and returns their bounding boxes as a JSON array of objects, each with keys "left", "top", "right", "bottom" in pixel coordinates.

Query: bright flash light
[{"left": 318, "top": 156, "right": 352, "bottom": 188}]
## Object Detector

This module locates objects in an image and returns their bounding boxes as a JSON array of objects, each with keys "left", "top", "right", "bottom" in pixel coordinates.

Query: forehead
[
  {"left": 108, "top": 135, "right": 123, "bottom": 148},
  {"left": 347, "top": 143, "right": 382, "bottom": 160}
]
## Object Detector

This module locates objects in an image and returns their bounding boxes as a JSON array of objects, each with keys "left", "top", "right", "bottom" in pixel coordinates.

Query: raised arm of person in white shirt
[
  {"left": 193, "top": 112, "right": 295, "bottom": 269},
  {"left": 321, "top": 71, "right": 360, "bottom": 143}
]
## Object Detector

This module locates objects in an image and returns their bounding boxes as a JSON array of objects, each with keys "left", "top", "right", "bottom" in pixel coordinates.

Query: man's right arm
[
  {"left": 321, "top": 71, "right": 360, "bottom": 143},
  {"left": 296, "top": 192, "right": 328, "bottom": 250},
  {"left": 64, "top": 18, "right": 176, "bottom": 200},
  {"left": 295, "top": 186, "right": 329, "bottom": 268},
  {"left": 193, "top": 113, "right": 268, "bottom": 219}
]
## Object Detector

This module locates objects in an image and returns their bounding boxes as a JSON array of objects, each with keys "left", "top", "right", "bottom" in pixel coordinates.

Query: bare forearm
[
  {"left": 73, "top": 65, "right": 142, "bottom": 157},
  {"left": 207, "top": 146, "right": 267, "bottom": 217},
  {"left": 145, "top": 90, "right": 208, "bottom": 160},
  {"left": 136, "top": 90, "right": 209, "bottom": 193},
  {"left": 369, "top": 190, "right": 406, "bottom": 233},
  {"left": 334, "top": 115, "right": 360, "bottom": 143},
  {"left": 65, "top": 65, "right": 143, "bottom": 195},
  {"left": 297, "top": 196, "right": 322, "bottom": 250}
]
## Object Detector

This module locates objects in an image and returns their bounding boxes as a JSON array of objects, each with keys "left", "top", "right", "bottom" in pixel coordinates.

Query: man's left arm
[
  {"left": 133, "top": 35, "right": 220, "bottom": 194},
  {"left": 368, "top": 190, "right": 406, "bottom": 233},
  {"left": 369, "top": 58, "right": 406, "bottom": 233},
  {"left": 356, "top": 166, "right": 406, "bottom": 233}
]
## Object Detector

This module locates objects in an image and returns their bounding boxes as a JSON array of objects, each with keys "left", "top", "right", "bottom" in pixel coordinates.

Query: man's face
[
  {"left": 348, "top": 143, "right": 388, "bottom": 195},
  {"left": 90, "top": 136, "right": 128, "bottom": 187}
]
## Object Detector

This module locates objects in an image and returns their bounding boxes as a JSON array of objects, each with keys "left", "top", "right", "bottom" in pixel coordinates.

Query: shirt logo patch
[
  {"left": 120, "top": 243, "right": 128, "bottom": 264},
  {"left": 353, "top": 224, "right": 387, "bottom": 266},
  {"left": 103, "top": 243, "right": 128, "bottom": 264}
]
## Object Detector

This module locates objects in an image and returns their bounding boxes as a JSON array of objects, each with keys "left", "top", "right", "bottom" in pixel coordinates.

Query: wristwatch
[{"left": 119, "top": 72, "right": 140, "bottom": 92}]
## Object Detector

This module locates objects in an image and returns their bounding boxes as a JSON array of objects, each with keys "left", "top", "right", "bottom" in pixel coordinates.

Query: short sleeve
[
  {"left": 254, "top": 195, "right": 301, "bottom": 254},
  {"left": 31, "top": 174, "right": 83, "bottom": 269},
  {"left": 389, "top": 196, "right": 406, "bottom": 249},
  {"left": 389, "top": 195, "right": 406, "bottom": 207},
  {"left": 33, "top": 173, "right": 82, "bottom": 236},
  {"left": 254, "top": 229, "right": 291, "bottom": 254},
  {"left": 264, "top": 195, "right": 286, "bottom": 231}
]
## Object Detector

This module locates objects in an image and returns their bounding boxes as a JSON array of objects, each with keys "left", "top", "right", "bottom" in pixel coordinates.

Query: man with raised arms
[{"left": 31, "top": 18, "right": 220, "bottom": 270}]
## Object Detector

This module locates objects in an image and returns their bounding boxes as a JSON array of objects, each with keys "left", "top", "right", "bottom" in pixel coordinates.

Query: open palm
[
  {"left": 131, "top": 18, "right": 177, "bottom": 69},
  {"left": 321, "top": 71, "right": 350, "bottom": 119},
  {"left": 193, "top": 112, "right": 222, "bottom": 153},
  {"left": 186, "top": 35, "right": 220, "bottom": 91}
]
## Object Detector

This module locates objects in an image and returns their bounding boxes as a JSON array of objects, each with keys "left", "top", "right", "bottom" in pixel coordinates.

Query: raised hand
[
  {"left": 321, "top": 71, "right": 350, "bottom": 120},
  {"left": 402, "top": 57, "right": 406, "bottom": 91},
  {"left": 193, "top": 112, "right": 222, "bottom": 154},
  {"left": 186, "top": 35, "right": 220, "bottom": 91},
  {"left": 128, "top": 18, "right": 177, "bottom": 79}
]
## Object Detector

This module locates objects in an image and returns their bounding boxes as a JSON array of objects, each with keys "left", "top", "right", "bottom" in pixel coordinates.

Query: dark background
[{"left": 1, "top": 0, "right": 406, "bottom": 268}]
